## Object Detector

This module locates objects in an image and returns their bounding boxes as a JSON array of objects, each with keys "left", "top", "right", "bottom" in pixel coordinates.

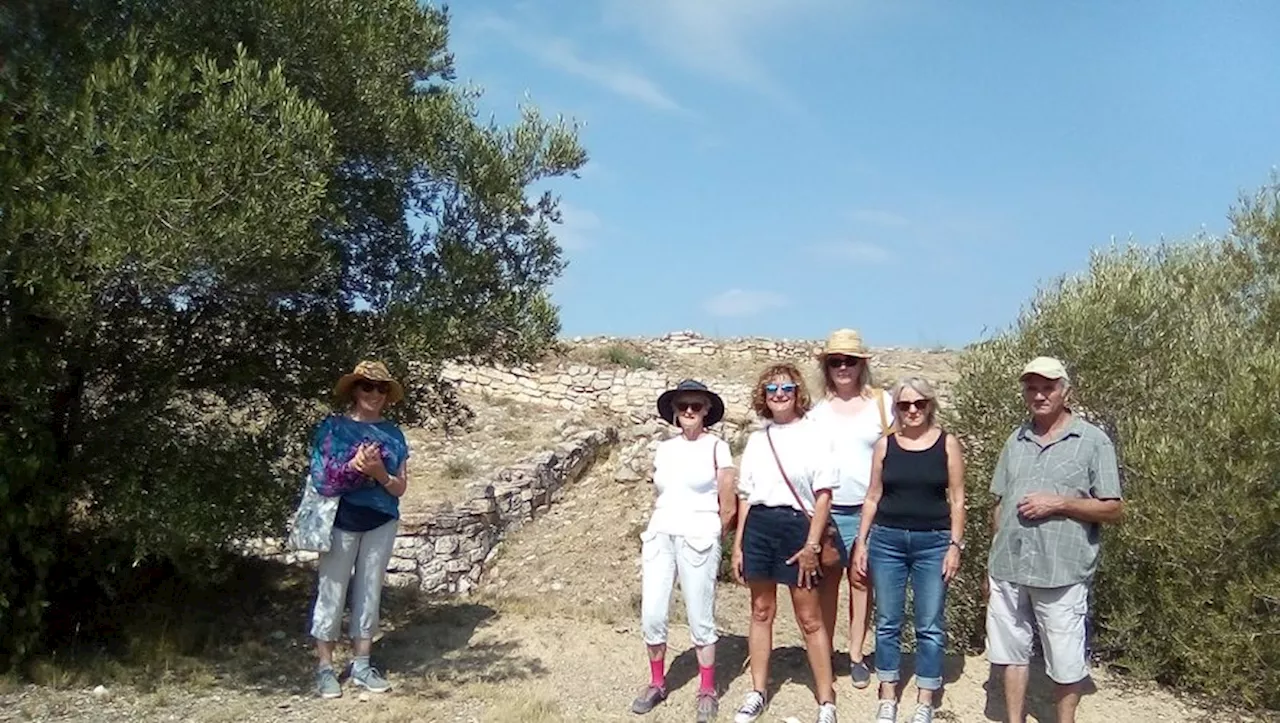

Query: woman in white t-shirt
[
  {"left": 729, "top": 363, "right": 842, "bottom": 723},
  {"left": 631, "top": 380, "right": 737, "bottom": 722},
  {"left": 808, "top": 328, "right": 893, "bottom": 691}
]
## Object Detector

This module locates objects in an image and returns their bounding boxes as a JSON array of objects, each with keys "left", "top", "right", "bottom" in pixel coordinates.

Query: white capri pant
[
  {"left": 640, "top": 530, "right": 720, "bottom": 647},
  {"left": 310, "top": 519, "right": 398, "bottom": 642},
  {"left": 985, "top": 575, "right": 1090, "bottom": 685}
]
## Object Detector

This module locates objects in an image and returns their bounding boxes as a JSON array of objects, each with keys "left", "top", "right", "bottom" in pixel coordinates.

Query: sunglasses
[
  {"left": 895, "top": 398, "right": 931, "bottom": 412},
  {"left": 764, "top": 382, "right": 798, "bottom": 395},
  {"left": 356, "top": 380, "right": 391, "bottom": 394},
  {"left": 826, "top": 356, "right": 862, "bottom": 369},
  {"left": 675, "top": 401, "right": 706, "bottom": 413}
]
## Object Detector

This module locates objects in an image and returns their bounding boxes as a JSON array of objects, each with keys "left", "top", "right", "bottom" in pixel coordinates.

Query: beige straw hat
[
  {"left": 816, "top": 328, "right": 874, "bottom": 360},
  {"left": 333, "top": 360, "right": 405, "bottom": 405}
]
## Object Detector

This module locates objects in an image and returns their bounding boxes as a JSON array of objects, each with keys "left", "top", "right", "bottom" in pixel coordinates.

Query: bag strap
[
  {"left": 765, "top": 426, "right": 813, "bottom": 519},
  {"left": 875, "top": 388, "right": 895, "bottom": 438}
]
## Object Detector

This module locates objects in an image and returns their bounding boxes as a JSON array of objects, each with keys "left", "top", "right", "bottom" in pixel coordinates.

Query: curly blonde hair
[{"left": 751, "top": 362, "right": 812, "bottom": 419}]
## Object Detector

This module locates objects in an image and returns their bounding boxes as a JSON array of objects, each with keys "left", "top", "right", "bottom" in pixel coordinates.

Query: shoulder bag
[{"left": 764, "top": 426, "right": 842, "bottom": 569}]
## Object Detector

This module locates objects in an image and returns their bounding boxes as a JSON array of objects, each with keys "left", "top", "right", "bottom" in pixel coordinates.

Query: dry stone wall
[
  {"left": 247, "top": 427, "right": 616, "bottom": 594},
  {"left": 441, "top": 331, "right": 960, "bottom": 486},
  {"left": 440, "top": 331, "right": 820, "bottom": 420}
]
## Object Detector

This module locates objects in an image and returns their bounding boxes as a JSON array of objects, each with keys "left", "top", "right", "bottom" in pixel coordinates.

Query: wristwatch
[{"left": 949, "top": 538, "right": 966, "bottom": 551}]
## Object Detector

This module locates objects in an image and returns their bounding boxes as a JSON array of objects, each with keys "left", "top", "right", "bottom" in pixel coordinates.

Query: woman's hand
[
  {"left": 352, "top": 443, "right": 388, "bottom": 483},
  {"left": 942, "top": 545, "right": 961, "bottom": 584},
  {"left": 731, "top": 545, "right": 746, "bottom": 585},
  {"left": 854, "top": 539, "right": 869, "bottom": 578},
  {"left": 786, "top": 545, "right": 821, "bottom": 589}
]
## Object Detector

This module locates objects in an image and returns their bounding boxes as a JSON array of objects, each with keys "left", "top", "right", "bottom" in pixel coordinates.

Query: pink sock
[
  {"left": 649, "top": 658, "right": 665, "bottom": 688},
  {"left": 699, "top": 665, "right": 716, "bottom": 693}
]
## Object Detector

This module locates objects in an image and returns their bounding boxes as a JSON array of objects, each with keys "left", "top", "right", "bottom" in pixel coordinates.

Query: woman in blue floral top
[{"left": 309, "top": 361, "right": 410, "bottom": 699}]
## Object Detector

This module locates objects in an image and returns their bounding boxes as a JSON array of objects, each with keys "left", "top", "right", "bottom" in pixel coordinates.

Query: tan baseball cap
[{"left": 1020, "top": 356, "right": 1069, "bottom": 381}]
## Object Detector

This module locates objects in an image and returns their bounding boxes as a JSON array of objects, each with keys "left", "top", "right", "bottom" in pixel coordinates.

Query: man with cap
[{"left": 985, "top": 357, "right": 1124, "bottom": 723}]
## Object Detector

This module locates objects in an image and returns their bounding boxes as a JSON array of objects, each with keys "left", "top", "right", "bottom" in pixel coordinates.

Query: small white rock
[
  {"left": 359, "top": 692, "right": 370, "bottom": 702},
  {"left": 92, "top": 684, "right": 109, "bottom": 698}
]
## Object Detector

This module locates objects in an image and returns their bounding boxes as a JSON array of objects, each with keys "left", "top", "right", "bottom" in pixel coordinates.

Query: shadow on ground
[
  {"left": 982, "top": 659, "right": 1098, "bottom": 722},
  {"left": 31, "top": 553, "right": 546, "bottom": 700}
]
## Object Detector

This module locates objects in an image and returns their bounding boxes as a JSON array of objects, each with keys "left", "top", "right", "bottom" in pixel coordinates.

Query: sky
[{"left": 445, "top": 0, "right": 1280, "bottom": 348}]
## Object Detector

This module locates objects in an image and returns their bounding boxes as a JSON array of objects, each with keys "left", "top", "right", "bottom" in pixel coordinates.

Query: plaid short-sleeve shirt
[{"left": 988, "top": 415, "right": 1123, "bottom": 588}]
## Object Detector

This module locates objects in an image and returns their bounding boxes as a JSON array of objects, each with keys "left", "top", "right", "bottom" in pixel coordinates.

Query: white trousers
[
  {"left": 309, "top": 519, "right": 398, "bottom": 642},
  {"left": 639, "top": 530, "right": 720, "bottom": 647}
]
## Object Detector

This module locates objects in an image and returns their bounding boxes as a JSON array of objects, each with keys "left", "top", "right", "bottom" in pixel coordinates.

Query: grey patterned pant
[{"left": 309, "top": 519, "right": 398, "bottom": 642}]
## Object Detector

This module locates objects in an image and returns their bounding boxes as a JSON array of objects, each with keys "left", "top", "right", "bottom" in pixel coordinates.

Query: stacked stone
[{"left": 242, "top": 427, "right": 617, "bottom": 595}]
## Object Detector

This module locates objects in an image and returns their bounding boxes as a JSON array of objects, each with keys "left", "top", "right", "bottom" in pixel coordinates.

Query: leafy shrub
[
  {"left": 947, "top": 180, "right": 1280, "bottom": 709},
  {"left": 718, "top": 531, "right": 737, "bottom": 583},
  {"left": 0, "top": 1, "right": 584, "bottom": 666}
]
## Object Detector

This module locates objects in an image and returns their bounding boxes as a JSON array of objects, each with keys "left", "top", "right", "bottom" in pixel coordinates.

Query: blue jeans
[{"left": 867, "top": 525, "right": 950, "bottom": 690}]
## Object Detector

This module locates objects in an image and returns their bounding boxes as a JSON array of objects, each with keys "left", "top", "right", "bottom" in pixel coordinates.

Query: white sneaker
[
  {"left": 908, "top": 703, "right": 933, "bottom": 723},
  {"left": 875, "top": 699, "right": 898, "bottom": 722},
  {"left": 816, "top": 701, "right": 838, "bottom": 723},
  {"left": 734, "top": 690, "right": 767, "bottom": 723}
]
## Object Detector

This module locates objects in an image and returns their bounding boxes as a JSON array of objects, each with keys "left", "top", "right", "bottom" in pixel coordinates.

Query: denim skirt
[{"left": 741, "top": 505, "right": 848, "bottom": 585}]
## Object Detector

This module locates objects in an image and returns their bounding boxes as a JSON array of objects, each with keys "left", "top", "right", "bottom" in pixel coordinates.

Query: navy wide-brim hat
[{"left": 656, "top": 379, "right": 726, "bottom": 427}]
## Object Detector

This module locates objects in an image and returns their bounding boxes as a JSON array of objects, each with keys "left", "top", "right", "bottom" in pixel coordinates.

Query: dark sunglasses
[
  {"left": 764, "top": 382, "right": 798, "bottom": 395},
  {"left": 356, "top": 380, "right": 391, "bottom": 394},
  {"left": 826, "top": 356, "right": 862, "bottom": 369},
  {"left": 895, "top": 398, "right": 931, "bottom": 412},
  {"left": 675, "top": 401, "right": 705, "bottom": 413}
]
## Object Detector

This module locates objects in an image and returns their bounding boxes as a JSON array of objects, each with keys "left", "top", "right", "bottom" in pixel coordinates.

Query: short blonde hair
[
  {"left": 891, "top": 376, "right": 939, "bottom": 427},
  {"left": 751, "top": 363, "right": 812, "bottom": 419}
]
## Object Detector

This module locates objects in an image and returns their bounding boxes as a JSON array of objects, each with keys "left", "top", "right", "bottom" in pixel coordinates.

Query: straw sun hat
[
  {"left": 816, "top": 328, "right": 874, "bottom": 360},
  {"left": 333, "top": 360, "right": 405, "bottom": 405}
]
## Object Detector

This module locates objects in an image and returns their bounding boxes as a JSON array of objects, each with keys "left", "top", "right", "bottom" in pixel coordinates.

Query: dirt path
[{"left": 0, "top": 452, "right": 1239, "bottom": 723}]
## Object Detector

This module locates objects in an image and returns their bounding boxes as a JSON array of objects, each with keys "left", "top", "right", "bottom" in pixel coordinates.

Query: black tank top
[{"left": 875, "top": 432, "right": 951, "bottom": 531}]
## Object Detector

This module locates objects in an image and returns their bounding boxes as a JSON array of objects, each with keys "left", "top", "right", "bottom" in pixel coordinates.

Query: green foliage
[
  {"left": 949, "top": 180, "right": 1280, "bottom": 709},
  {"left": 717, "top": 531, "right": 737, "bottom": 583},
  {"left": 1, "top": 0, "right": 585, "bottom": 666}
]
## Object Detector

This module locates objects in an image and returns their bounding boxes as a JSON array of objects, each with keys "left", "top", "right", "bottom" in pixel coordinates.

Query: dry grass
[
  {"left": 399, "top": 392, "right": 604, "bottom": 511},
  {"left": 554, "top": 341, "right": 656, "bottom": 371},
  {"left": 485, "top": 692, "right": 565, "bottom": 723},
  {"left": 442, "top": 457, "right": 476, "bottom": 479}
]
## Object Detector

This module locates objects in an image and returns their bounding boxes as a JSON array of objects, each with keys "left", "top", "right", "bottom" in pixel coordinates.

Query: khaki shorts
[{"left": 985, "top": 575, "right": 1090, "bottom": 685}]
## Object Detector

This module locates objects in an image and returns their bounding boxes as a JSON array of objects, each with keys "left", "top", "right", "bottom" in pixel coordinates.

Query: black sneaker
[{"left": 850, "top": 657, "right": 872, "bottom": 689}]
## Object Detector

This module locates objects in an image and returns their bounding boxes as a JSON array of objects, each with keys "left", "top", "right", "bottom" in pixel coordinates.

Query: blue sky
[{"left": 446, "top": 0, "right": 1280, "bottom": 348}]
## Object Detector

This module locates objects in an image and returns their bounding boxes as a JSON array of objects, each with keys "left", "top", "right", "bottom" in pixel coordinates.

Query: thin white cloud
[
  {"left": 704, "top": 289, "right": 789, "bottom": 317},
  {"left": 605, "top": 0, "right": 833, "bottom": 110},
  {"left": 848, "top": 209, "right": 911, "bottom": 228},
  {"left": 553, "top": 202, "right": 602, "bottom": 251},
  {"left": 480, "top": 15, "right": 687, "bottom": 114},
  {"left": 817, "top": 241, "right": 891, "bottom": 263}
]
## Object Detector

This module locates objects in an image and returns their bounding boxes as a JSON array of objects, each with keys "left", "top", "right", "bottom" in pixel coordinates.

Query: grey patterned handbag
[{"left": 286, "top": 480, "right": 338, "bottom": 553}]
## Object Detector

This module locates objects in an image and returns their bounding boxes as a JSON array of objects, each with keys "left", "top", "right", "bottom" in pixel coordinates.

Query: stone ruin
[{"left": 250, "top": 331, "right": 958, "bottom": 595}]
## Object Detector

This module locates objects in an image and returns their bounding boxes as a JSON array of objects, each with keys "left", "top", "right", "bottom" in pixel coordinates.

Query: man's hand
[{"left": 1016, "top": 493, "right": 1063, "bottom": 520}]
